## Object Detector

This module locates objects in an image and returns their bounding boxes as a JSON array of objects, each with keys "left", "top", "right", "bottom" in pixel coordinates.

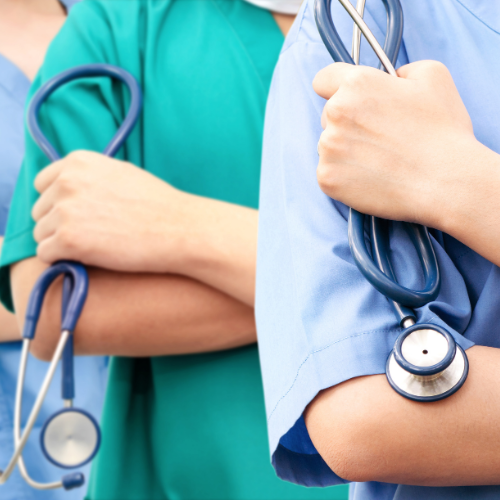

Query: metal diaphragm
[
  {"left": 41, "top": 409, "right": 100, "bottom": 468},
  {"left": 386, "top": 325, "right": 469, "bottom": 402}
]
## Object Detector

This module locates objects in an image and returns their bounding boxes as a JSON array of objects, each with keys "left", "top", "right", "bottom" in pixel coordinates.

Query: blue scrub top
[
  {"left": 0, "top": 3, "right": 108, "bottom": 499},
  {"left": 257, "top": 0, "right": 500, "bottom": 498}
]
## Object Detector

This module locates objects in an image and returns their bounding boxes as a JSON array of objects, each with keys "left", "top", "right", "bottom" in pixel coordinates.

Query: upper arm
[{"left": 305, "top": 345, "right": 500, "bottom": 486}]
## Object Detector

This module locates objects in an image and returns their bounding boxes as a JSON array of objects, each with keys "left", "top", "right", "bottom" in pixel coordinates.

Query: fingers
[
  {"left": 34, "top": 150, "right": 100, "bottom": 194},
  {"left": 315, "top": 60, "right": 452, "bottom": 102},
  {"left": 313, "top": 63, "right": 353, "bottom": 99},
  {"left": 396, "top": 60, "right": 451, "bottom": 81},
  {"left": 33, "top": 205, "right": 61, "bottom": 244},
  {"left": 36, "top": 233, "right": 72, "bottom": 264},
  {"left": 32, "top": 181, "right": 61, "bottom": 221},
  {"left": 313, "top": 62, "right": 385, "bottom": 99},
  {"left": 34, "top": 160, "right": 64, "bottom": 194}
]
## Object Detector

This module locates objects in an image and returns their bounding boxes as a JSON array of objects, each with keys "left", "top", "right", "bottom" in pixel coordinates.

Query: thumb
[{"left": 312, "top": 62, "right": 358, "bottom": 99}]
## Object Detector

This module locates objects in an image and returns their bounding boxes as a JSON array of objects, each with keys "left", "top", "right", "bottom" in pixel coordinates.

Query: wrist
[
  {"left": 432, "top": 139, "right": 500, "bottom": 238},
  {"left": 161, "top": 192, "right": 226, "bottom": 277},
  {"left": 167, "top": 194, "right": 258, "bottom": 305}
]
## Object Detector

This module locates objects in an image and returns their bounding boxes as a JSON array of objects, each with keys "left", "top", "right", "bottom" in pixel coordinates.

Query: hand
[
  {"left": 314, "top": 60, "right": 479, "bottom": 229},
  {"left": 32, "top": 151, "right": 258, "bottom": 306},
  {"left": 32, "top": 151, "right": 200, "bottom": 273}
]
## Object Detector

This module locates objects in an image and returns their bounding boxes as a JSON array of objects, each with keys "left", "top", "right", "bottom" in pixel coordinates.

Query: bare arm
[
  {"left": 314, "top": 61, "right": 500, "bottom": 270},
  {"left": 306, "top": 61, "right": 500, "bottom": 485},
  {"left": 305, "top": 345, "right": 500, "bottom": 486},
  {"left": 11, "top": 257, "right": 256, "bottom": 361},
  {"left": 14, "top": 152, "right": 258, "bottom": 360},
  {"left": 32, "top": 152, "right": 257, "bottom": 306}
]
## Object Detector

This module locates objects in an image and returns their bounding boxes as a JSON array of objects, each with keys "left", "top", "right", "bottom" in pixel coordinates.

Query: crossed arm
[
  {"left": 9, "top": 155, "right": 258, "bottom": 360},
  {"left": 305, "top": 61, "right": 500, "bottom": 486}
]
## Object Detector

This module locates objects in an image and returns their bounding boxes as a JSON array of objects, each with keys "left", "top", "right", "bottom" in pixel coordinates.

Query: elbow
[
  {"left": 305, "top": 376, "right": 403, "bottom": 483},
  {"left": 307, "top": 416, "right": 385, "bottom": 483}
]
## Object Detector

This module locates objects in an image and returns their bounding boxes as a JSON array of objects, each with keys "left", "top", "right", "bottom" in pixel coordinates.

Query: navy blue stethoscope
[
  {"left": 314, "top": 0, "right": 469, "bottom": 402},
  {"left": 0, "top": 64, "right": 142, "bottom": 491}
]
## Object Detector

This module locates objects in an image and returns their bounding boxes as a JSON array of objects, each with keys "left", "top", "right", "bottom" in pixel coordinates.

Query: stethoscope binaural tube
[
  {"left": 314, "top": 0, "right": 469, "bottom": 401},
  {"left": 0, "top": 64, "right": 142, "bottom": 491},
  {"left": 27, "top": 64, "right": 143, "bottom": 162},
  {"left": 1, "top": 262, "right": 89, "bottom": 490}
]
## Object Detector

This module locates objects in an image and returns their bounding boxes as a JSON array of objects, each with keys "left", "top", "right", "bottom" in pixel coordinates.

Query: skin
[
  {"left": 306, "top": 61, "right": 500, "bottom": 485},
  {"left": 9, "top": 12, "right": 297, "bottom": 359},
  {"left": 0, "top": 0, "right": 66, "bottom": 341},
  {"left": 272, "top": 12, "right": 296, "bottom": 36},
  {"left": 0, "top": 0, "right": 66, "bottom": 81}
]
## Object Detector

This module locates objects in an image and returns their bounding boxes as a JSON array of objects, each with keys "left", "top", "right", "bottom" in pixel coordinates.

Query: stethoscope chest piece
[
  {"left": 40, "top": 408, "right": 101, "bottom": 469},
  {"left": 386, "top": 324, "right": 469, "bottom": 402}
]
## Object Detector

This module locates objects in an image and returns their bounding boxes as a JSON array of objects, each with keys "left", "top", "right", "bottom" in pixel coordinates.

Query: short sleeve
[
  {"left": 0, "top": 62, "right": 28, "bottom": 237},
  {"left": 255, "top": 0, "right": 475, "bottom": 486},
  {"left": 0, "top": 0, "right": 144, "bottom": 311}
]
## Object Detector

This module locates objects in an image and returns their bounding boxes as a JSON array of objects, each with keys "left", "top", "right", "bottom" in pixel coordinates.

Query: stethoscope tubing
[
  {"left": 0, "top": 333, "right": 70, "bottom": 488},
  {"left": 313, "top": 0, "right": 470, "bottom": 400},
  {"left": 27, "top": 64, "right": 142, "bottom": 162},
  {"left": 315, "top": 0, "right": 441, "bottom": 322},
  {"left": 1, "top": 64, "right": 143, "bottom": 491}
]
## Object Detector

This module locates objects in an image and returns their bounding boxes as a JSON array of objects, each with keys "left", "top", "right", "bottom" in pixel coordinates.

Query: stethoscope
[
  {"left": 0, "top": 64, "right": 142, "bottom": 491},
  {"left": 314, "top": 0, "right": 469, "bottom": 402}
]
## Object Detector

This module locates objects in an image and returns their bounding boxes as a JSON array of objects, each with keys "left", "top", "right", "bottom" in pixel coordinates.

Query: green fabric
[{"left": 0, "top": 0, "right": 349, "bottom": 498}]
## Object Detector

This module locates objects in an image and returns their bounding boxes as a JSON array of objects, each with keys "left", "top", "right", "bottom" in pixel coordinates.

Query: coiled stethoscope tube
[
  {"left": 0, "top": 64, "right": 142, "bottom": 490},
  {"left": 314, "top": 0, "right": 469, "bottom": 401}
]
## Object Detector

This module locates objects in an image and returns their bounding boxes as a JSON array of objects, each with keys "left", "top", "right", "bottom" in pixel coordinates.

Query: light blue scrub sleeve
[{"left": 256, "top": 0, "right": 475, "bottom": 486}]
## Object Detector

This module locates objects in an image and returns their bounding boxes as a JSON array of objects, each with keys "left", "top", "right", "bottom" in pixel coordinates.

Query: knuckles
[
  {"left": 317, "top": 160, "right": 341, "bottom": 199},
  {"left": 324, "top": 98, "right": 357, "bottom": 125},
  {"left": 66, "top": 149, "right": 94, "bottom": 166},
  {"left": 55, "top": 173, "right": 79, "bottom": 196},
  {"left": 344, "top": 67, "right": 373, "bottom": 90},
  {"left": 420, "top": 60, "right": 449, "bottom": 77}
]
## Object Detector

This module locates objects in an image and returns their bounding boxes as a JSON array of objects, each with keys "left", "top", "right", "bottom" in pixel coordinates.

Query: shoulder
[
  {"left": 37, "top": 0, "right": 147, "bottom": 82},
  {"left": 281, "top": 0, "right": 323, "bottom": 54}
]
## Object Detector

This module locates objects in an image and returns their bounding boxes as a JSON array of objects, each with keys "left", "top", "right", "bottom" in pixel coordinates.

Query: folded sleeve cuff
[{"left": 267, "top": 321, "right": 474, "bottom": 487}]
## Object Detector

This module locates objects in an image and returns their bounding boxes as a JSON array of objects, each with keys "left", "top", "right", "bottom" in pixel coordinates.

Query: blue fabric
[
  {"left": 61, "top": 0, "right": 81, "bottom": 9},
  {"left": 0, "top": 3, "right": 108, "bottom": 499},
  {"left": 256, "top": 0, "right": 500, "bottom": 498}
]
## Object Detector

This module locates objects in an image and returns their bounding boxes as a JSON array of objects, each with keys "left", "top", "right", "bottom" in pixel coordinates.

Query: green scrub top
[{"left": 0, "top": 0, "right": 348, "bottom": 498}]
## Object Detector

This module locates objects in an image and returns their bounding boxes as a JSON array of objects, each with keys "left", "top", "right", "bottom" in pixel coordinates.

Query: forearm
[
  {"left": 305, "top": 345, "right": 500, "bottom": 486},
  {"left": 177, "top": 195, "right": 258, "bottom": 307},
  {"left": 11, "top": 257, "right": 256, "bottom": 360},
  {"left": 433, "top": 139, "right": 500, "bottom": 269},
  {"left": 32, "top": 154, "right": 258, "bottom": 307}
]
